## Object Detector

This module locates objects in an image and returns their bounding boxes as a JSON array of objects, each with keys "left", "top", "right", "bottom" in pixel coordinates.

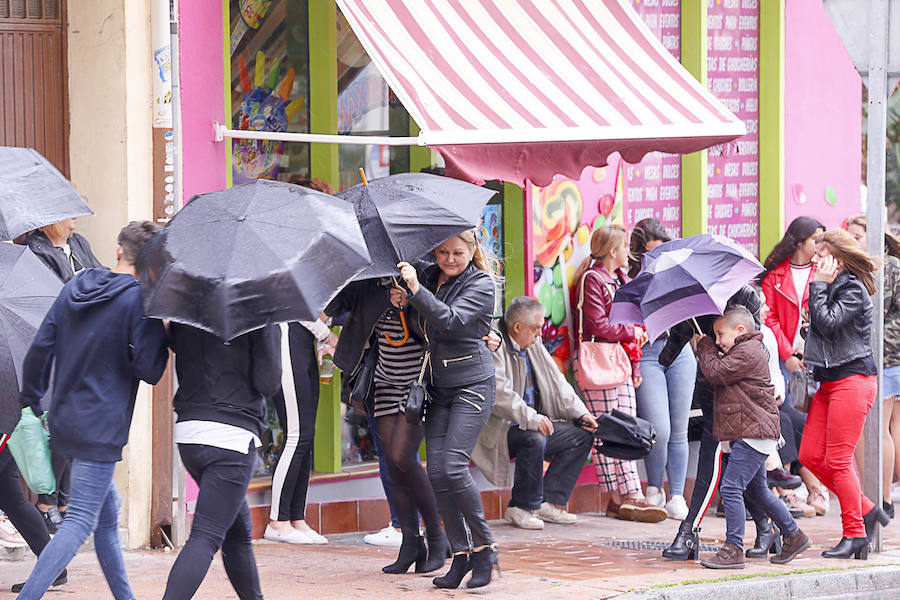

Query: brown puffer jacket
[{"left": 696, "top": 332, "right": 779, "bottom": 442}]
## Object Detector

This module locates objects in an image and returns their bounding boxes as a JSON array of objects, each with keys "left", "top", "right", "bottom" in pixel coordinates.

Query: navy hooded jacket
[{"left": 19, "top": 269, "right": 169, "bottom": 462}]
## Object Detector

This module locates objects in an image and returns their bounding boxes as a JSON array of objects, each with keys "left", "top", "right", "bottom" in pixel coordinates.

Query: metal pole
[{"left": 864, "top": 0, "right": 890, "bottom": 552}]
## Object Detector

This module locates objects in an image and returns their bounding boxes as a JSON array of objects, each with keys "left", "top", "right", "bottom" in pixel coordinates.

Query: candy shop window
[
  {"left": 229, "top": 0, "right": 311, "bottom": 186},
  {"left": 336, "top": 7, "right": 411, "bottom": 192}
]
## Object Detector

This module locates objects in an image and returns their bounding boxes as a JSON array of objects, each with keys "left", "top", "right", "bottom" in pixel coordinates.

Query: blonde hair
[
  {"left": 454, "top": 229, "right": 504, "bottom": 281},
  {"left": 847, "top": 214, "right": 900, "bottom": 258},
  {"left": 39, "top": 221, "right": 71, "bottom": 244},
  {"left": 574, "top": 224, "right": 627, "bottom": 285},
  {"left": 818, "top": 229, "right": 881, "bottom": 295}
]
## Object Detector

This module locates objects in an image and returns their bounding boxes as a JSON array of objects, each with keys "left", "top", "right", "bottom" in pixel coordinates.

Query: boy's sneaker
[
  {"left": 363, "top": 524, "right": 402, "bottom": 547},
  {"left": 700, "top": 543, "right": 745, "bottom": 569},
  {"left": 505, "top": 506, "right": 545, "bottom": 529},
  {"left": 538, "top": 502, "right": 577, "bottom": 524}
]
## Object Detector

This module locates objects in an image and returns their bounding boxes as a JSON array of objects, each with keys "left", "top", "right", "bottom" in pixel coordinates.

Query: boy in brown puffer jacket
[{"left": 695, "top": 306, "right": 809, "bottom": 569}]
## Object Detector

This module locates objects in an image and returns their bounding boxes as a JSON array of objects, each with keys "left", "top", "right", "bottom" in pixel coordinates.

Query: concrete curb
[{"left": 615, "top": 565, "right": 900, "bottom": 600}]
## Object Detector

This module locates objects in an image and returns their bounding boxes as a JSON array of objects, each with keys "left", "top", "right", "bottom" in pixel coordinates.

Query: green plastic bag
[{"left": 7, "top": 407, "right": 56, "bottom": 496}]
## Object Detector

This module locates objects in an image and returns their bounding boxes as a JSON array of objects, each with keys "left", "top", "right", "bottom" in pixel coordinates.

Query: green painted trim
[
  {"left": 679, "top": 0, "right": 707, "bottom": 236},
  {"left": 758, "top": 1, "right": 785, "bottom": 259},
  {"left": 223, "top": 0, "right": 233, "bottom": 189},
  {"left": 408, "top": 118, "right": 434, "bottom": 173},
  {"left": 503, "top": 182, "right": 525, "bottom": 308},
  {"left": 313, "top": 367, "right": 343, "bottom": 474},
  {"left": 308, "top": 0, "right": 338, "bottom": 188}
]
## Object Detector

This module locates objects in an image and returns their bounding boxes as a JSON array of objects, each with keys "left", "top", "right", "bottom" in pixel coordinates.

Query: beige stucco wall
[{"left": 67, "top": 0, "right": 155, "bottom": 549}]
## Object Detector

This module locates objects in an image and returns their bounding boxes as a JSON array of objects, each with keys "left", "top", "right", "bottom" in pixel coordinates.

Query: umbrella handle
[
  {"left": 385, "top": 311, "right": 410, "bottom": 347},
  {"left": 359, "top": 167, "right": 368, "bottom": 186},
  {"left": 691, "top": 317, "right": 703, "bottom": 335}
]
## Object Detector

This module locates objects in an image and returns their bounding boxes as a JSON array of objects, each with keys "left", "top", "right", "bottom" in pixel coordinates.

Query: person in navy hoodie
[{"left": 15, "top": 221, "right": 169, "bottom": 600}]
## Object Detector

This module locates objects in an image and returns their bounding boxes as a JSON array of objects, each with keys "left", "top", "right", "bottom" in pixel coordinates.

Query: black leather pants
[{"left": 425, "top": 378, "right": 495, "bottom": 552}]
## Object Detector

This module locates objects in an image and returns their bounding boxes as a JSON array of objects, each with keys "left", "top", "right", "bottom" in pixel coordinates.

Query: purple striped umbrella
[{"left": 609, "top": 235, "right": 764, "bottom": 342}]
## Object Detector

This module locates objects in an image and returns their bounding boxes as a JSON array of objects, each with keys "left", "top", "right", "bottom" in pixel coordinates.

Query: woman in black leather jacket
[
  {"left": 798, "top": 229, "right": 885, "bottom": 559},
  {"left": 397, "top": 229, "right": 501, "bottom": 589}
]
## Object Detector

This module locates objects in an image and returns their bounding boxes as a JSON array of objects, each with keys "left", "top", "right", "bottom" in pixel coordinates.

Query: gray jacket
[
  {"left": 804, "top": 271, "right": 873, "bottom": 369},
  {"left": 471, "top": 320, "right": 589, "bottom": 487}
]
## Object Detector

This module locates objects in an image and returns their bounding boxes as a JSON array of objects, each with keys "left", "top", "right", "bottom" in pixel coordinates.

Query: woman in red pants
[{"left": 799, "top": 229, "right": 886, "bottom": 560}]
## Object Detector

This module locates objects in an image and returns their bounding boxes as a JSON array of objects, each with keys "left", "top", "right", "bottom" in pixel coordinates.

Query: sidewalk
[{"left": 3, "top": 498, "right": 900, "bottom": 598}]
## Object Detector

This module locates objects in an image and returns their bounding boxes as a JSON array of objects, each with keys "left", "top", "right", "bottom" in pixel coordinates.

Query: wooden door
[{"left": 0, "top": 0, "right": 68, "bottom": 176}]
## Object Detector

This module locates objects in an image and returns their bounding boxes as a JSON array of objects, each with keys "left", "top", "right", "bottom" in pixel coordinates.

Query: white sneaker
[
  {"left": 645, "top": 486, "right": 666, "bottom": 508},
  {"left": 892, "top": 482, "right": 900, "bottom": 504},
  {"left": 505, "top": 506, "right": 545, "bottom": 529},
  {"left": 665, "top": 495, "right": 689, "bottom": 520},
  {"left": 301, "top": 528, "right": 328, "bottom": 544},
  {"left": 363, "top": 524, "right": 402, "bottom": 547},
  {"left": 264, "top": 524, "right": 316, "bottom": 544},
  {"left": 537, "top": 502, "right": 577, "bottom": 524}
]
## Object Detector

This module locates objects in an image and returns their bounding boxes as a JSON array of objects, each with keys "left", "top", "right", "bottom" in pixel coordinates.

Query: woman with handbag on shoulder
[
  {"left": 572, "top": 225, "right": 664, "bottom": 523},
  {"left": 397, "top": 229, "right": 502, "bottom": 590}
]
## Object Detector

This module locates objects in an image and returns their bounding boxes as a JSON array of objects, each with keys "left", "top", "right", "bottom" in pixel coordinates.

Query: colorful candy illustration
[{"left": 233, "top": 51, "right": 306, "bottom": 184}]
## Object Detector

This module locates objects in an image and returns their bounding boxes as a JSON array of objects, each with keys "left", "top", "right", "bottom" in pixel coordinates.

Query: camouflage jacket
[{"left": 885, "top": 255, "right": 900, "bottom": 367}]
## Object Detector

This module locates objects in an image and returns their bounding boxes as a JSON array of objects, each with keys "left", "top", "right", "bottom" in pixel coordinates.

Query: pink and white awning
[{"left": 335, "top": 0, "right": 745, "bottom": 186}]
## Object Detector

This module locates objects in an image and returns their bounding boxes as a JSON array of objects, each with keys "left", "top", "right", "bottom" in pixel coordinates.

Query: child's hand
[{"left": 690, "top": 333, "right": 704, "bottom": 352}]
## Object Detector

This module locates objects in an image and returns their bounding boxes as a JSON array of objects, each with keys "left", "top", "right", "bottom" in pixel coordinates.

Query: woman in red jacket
[
  {"left": 572, "top": 225, "right": 664, "bottom": 523},
  {"left": 761, "top": 216, "right": 829, "bottom": 516}
]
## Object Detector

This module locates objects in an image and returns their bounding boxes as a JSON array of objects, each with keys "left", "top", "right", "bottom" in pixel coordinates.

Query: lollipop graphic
[{"left": 233, "top": 51, "right": 306, "bottom": 183}]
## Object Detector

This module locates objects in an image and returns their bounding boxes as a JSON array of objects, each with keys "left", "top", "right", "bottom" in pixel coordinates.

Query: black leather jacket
[
  {"left": 659, "top": 285, "right": 761, "bottom": 368},
  {"left": 26, "top": 231, "right": 103, "bottom": 282},
  {"left": 408, "top": 262, "right": 496, "bottom": 388},
  {"left": 804, "top": 271, "right": 873, "bottom": 369}
]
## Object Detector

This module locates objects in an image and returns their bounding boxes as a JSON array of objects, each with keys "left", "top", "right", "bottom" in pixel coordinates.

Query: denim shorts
[{"left": 884, "top": 365, "right": 900, "bottom": 399}]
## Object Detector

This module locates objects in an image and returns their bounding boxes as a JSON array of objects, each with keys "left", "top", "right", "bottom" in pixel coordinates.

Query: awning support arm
[{"left": 212, "top": 121, "right": 421, "bottom": 146}]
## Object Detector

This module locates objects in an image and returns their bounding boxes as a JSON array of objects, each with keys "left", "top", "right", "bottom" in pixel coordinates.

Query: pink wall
[
  {"left": 178, "top": 2, "right": 227, "bottom": 202},
  {"left": 785, "top": 0, "right": 861, "bottom": 230}
]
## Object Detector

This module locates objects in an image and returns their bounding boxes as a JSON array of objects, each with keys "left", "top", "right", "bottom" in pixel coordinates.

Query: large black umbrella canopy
[
  {"left": 337, "top": 172, "right": 497, "bottom": 280},
  {"left": 0, "top": 147, "right": 94, "bottom": 240},
  {"left": 137, "top": 179, "right": 372, "bottom": 341},
  {"left": 0, "top": 244, "right": 63, "bottom": 435}
]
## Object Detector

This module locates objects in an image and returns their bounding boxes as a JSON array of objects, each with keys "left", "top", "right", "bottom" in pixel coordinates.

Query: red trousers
[{"left": 799, "top": 374, "right": 876, "bottom": 538}]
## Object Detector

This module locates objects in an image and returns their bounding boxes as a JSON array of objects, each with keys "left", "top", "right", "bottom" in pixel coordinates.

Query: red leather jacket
[
  {"left": 761, "top": 258, "right": 816, "bottom": 361},
  {"left": 574, "top": 264, "right": 642, "bottom": 378}
]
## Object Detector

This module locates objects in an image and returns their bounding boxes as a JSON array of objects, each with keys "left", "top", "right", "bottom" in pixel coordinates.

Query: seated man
[{"left": 473, "top": 296, "right": 598, "bottom": 529}]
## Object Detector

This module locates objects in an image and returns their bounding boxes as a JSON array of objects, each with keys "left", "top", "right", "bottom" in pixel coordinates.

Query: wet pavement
[{"left": 3, "top": 497, "right": 900, "bottom": 599}]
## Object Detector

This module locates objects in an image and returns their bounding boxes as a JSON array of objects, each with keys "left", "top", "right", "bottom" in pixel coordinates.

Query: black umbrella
[
  {"left": 137, "top": 179, "right": 372, "bottom": 340},
  {"left": 337, "top": 172, "right": 496, "bottom": 280},
  {"left": 0, "top": 244, "right": 63, "bottom": 435},
  {"left": 0, "top": 147, "right": 94, "bottom": 240}
]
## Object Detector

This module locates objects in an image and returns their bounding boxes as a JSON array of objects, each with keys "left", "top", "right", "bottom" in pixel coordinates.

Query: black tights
[{"left": 376, "top": 414, "right": 441, "bottom": 537}]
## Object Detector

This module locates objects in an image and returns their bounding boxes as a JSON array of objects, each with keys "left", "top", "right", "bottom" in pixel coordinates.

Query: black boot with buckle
[
  {"left": 746, "top": 517, "right": 782, "bottom": 558},
  {"left": 662, "top": 522, "right": 699, "bottom": 561}
]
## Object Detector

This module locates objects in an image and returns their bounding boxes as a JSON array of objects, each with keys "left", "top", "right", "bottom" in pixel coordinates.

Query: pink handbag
[{"left": 574, "top": 270, "right": 632, "bottom": 391}]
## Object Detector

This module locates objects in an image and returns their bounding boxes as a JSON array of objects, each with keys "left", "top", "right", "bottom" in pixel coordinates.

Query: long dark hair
[
  {"left": 763, "top": 216, "right": 825, "bottom": 272},
  {"left": 628, "top": 218, "right": 671, "bottom": 278}
]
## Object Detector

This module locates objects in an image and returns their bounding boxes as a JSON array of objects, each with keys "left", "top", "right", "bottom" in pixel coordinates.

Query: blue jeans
[
  {"left": 17, "top": 458, "right": 132, "bottom": 600},
  {"left": 720, "top": 440, "right": 798, "bottom": 547},
  {"left": 367, "top": 410, "right": 401, "bottom": 529},
  {"left": 636, "top": 338, "right": 696, "bottom": 496},
  {"left": 507, "top": 423, "right": 593, "bottom": 510}
]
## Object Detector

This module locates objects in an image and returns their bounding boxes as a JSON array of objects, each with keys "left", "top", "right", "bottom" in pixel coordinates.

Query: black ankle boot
[
  {"left": 467, "top": 544, "right": 500, "bottom": 588},
  {"left": 11, "top": 569, "right": 67, "bottom": 593},
  {"left": 419, "top": 530, "right": 450, "bottom": 573},
  {"left": 822, "top": 537, "right": 869, "bottom": 560},
  {"left": 864, "top": 505, "right": 891, "bottom": 541},
  {"left": 433, "top": 553, "right": 471, "bottom": 588},
  {"left": 382, "top": 533, "right": 426, "bottom": 574},
  {"left": 884, "top": 500, "right": 895, "bottom": 519},
  {"left": 662, "top": 524, "right": 699, "bottom": 561},
  {"left": 746, "top": 518, "right": 782, "bottom": 558}
]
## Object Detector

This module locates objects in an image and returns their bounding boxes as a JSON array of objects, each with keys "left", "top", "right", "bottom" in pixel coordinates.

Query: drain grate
[{"left": 600, "top": 540, "right": 720, "bottom": 552}]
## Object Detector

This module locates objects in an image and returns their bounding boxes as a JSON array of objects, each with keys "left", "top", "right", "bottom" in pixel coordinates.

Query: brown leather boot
[
  {"left": 700, "top": 543, "right": 746, "bottom": 569},
  {"left": 771, "top": 528, "right": 811, "bottom": 564}
]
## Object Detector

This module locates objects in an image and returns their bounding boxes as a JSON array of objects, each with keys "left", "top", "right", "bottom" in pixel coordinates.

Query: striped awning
[{"left": 335, "top": 0, "right": 746, "bottom": 186}]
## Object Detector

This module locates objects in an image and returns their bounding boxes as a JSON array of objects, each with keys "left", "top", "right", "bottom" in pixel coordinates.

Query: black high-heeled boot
[
  {"left": 382, "top": 533, "right": 426, "bottom": 574},
  {"left": 864, "top": 505, "right": 891, "bottom": 541},
  {"left": 821, "top": 537, "right": 869, "bottom": 559},
  {"left": 433, "top": 552, "right": 471, "bottom": 588},
  {"left": 746, "top": 518, "right": 782, "bottom": 558},
  {"left": 662, "top": 523, "right": 699, "bottom": 561},
  {"left": 419, "top": 530, "right": 450, "bottom": 573},
  {"left": 467, "top": 544, "right": 500, "bottom": 588}
]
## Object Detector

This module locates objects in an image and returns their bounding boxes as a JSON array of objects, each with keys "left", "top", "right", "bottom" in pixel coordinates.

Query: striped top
[{"left": 373, "top": 309, "right": 425, "bottom": 417}]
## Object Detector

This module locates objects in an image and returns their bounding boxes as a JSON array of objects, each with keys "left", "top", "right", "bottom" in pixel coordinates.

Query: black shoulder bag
[{"left": 404, "top": 351, "right": 431, "bottom": 425}]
